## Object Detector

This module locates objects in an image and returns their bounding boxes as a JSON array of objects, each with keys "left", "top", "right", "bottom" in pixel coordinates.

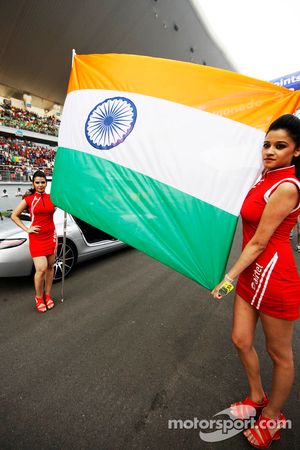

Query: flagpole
[
  {"left": 60, "top": 211, "right": 67, "bottom": 302},
  {"left": 72, "top": 49, "right": 76, "bottom": 66},
  {"left": 60, "top": 49, "right": 75, "bottom": 303}
]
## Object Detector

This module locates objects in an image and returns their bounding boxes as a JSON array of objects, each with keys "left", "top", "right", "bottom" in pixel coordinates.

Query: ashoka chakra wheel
[{"left": 85, "top": 96, "right": 137, "bottom": 150}]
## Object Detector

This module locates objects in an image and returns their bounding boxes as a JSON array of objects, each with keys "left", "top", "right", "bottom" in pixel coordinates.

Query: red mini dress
[
  {"left": 236, "top": 166, "right": 300, "bottom": 321},
  {"left": 25, "top": 192, "right": 57, "bottom": 258}
]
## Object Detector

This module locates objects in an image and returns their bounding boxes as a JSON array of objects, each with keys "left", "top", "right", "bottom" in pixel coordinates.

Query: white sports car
[{"left": 0, "top": 208, "right": 126, "bottom": 281}]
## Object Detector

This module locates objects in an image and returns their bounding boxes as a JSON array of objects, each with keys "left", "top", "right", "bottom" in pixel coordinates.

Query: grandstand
[
  {"left": 0, "top": 0, "right": 236, "bottom": 183},
  {"left": 0, "top": 135, "right": 55, "bottom": 181},
  {"left": 0, "top": 92, "right": 59, "bottom": 181},
  {"left": 0, "top": 102, "right": 60, "bottom": 137}
]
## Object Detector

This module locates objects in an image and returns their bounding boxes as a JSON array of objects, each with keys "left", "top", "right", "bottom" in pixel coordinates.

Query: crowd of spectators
[
  {"left": 0, "top": 101, "right": 60, "bottom": 137},
  {"left": 0, "top": 136, "right": 56, "bottom": 180}
]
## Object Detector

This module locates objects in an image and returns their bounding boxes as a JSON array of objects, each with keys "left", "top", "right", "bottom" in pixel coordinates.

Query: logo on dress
[
  {"left": 85, "top": 97, "right": 137, "bottom": 150},
  {"left": 251, "top": 263, "right": 263, "bottom": 290}
]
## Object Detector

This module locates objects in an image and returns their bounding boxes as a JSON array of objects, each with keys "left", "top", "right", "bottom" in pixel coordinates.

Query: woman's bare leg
[
  {"left": 244, "top": 312, "right": 294, "bottom": 445},
  {"left": 261, "top": 313, "right": 294, "bottom": 416},
  {"left": 32, "top": 256, "right": 48, "bottom": 298},
  {"left": 45, "top": 254, "right": 55, "bottom": 296},
  {"left": 244, "top": 313, "right": 294, "bottom": 444},
  {"left": 231, "top": 295, "right": 264, "bottom": 402}
]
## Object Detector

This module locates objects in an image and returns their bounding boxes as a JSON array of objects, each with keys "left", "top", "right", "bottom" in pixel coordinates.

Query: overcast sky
[{"left": 192, "top": 0, "right": 299, "bottom": 81}]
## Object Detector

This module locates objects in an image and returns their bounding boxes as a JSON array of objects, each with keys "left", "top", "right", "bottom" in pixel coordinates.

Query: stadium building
[{"left": 0, "top": 0, "right": 234, "bottom": 190}]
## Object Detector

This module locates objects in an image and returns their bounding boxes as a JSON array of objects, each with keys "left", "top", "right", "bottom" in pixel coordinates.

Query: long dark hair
[{"left": 266, "top": 114, "right": 300, "bottom": 179}]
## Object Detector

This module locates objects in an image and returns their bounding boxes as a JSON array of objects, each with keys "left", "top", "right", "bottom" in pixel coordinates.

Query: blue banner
[{"left": 271, "top": 71, "right": 300, "bottom": 91}]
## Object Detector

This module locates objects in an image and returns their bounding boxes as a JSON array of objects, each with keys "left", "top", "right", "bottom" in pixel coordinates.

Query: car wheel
[{"left": 54, "top": 238, "right": 77, "bottom": 282}]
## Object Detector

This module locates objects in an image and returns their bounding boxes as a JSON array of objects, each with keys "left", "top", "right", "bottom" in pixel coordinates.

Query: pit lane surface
[{"left": 1, "top": 224, "right": 300, "bottom": 450}]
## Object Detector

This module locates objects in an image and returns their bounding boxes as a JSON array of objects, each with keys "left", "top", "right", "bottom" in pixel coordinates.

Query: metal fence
[
  {"left": 0, "top": 169, "right": 52, "bottom": 182},
  {"left": 0, "top": 170, "right": 29, "bottom": 182}
]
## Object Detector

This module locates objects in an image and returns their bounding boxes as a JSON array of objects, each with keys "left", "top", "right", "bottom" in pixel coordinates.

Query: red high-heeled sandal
[
  {"left": 35, "top": 296, "right": 47, "bottom": 313},
  {"left": 230, "top": 393, "right": 268, "bottom": 419},
  {"left": 244, "top": 412, "right": 286, "bottom": 449},
  {"left": 44, "top": 293, "right": 54, "bottom": 310}
]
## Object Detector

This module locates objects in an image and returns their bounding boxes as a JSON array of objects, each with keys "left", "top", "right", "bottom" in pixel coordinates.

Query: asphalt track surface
[{"left": 1, "top": 223, "right": 300, "bottom": 450}]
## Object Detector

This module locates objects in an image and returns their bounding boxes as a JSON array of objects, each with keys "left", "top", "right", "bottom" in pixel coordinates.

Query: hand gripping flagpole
[{"left": 60, "top": 210, "right": 67, "bottom": 302}]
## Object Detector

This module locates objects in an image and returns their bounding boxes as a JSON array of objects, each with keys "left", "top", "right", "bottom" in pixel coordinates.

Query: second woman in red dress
[{"left": 12, "top": 170, "right": 57, "bottom": 313}]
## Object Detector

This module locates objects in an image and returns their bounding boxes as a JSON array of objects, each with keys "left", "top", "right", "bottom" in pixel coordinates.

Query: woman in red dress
[
  {"left": 11, "top": 170, "right": 57, "bottom": 313},
  {"left": 211, "top": 114, "right": 300, "bottom": 448}
]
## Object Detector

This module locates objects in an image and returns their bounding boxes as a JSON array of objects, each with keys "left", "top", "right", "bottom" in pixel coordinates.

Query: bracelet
[{"left": 225, "top": 273, "right": 234, "bottom": 283}]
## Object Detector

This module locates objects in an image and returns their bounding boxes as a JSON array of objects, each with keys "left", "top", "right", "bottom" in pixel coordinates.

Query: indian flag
[{"left": 51, "top": 53, "right": 300, "bottom": 289}]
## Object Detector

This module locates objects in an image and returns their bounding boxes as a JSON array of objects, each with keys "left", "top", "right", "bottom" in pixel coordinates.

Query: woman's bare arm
[
  {"left": 11, "top": 199, "right": 40, "bottom": 234},
  {"left": 211, "top": 182, "right": 299, "bottom": 298}
]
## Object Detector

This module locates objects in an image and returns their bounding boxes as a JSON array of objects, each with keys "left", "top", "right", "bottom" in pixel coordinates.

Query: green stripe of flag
[{"left": 51, "top": 147, "right": 237, "bottom": 288}]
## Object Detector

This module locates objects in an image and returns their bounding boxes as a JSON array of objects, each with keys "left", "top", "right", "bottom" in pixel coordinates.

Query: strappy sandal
[
  {"left": 244, "top": 412, "right": 286, "bottom": 449},
  {"left": 44, "top": 293, "right": 55, "bottom": 310},
  {"left": 35, "top": 296, "right": 47, "bottom": 313},
  {"left": 230, "top": 393, "right": 268, "bottom": 419}
]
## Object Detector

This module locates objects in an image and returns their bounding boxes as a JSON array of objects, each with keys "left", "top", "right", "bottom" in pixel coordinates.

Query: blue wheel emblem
[{"left": 85, "top": 97, "right": 137, "bottom": 150}]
